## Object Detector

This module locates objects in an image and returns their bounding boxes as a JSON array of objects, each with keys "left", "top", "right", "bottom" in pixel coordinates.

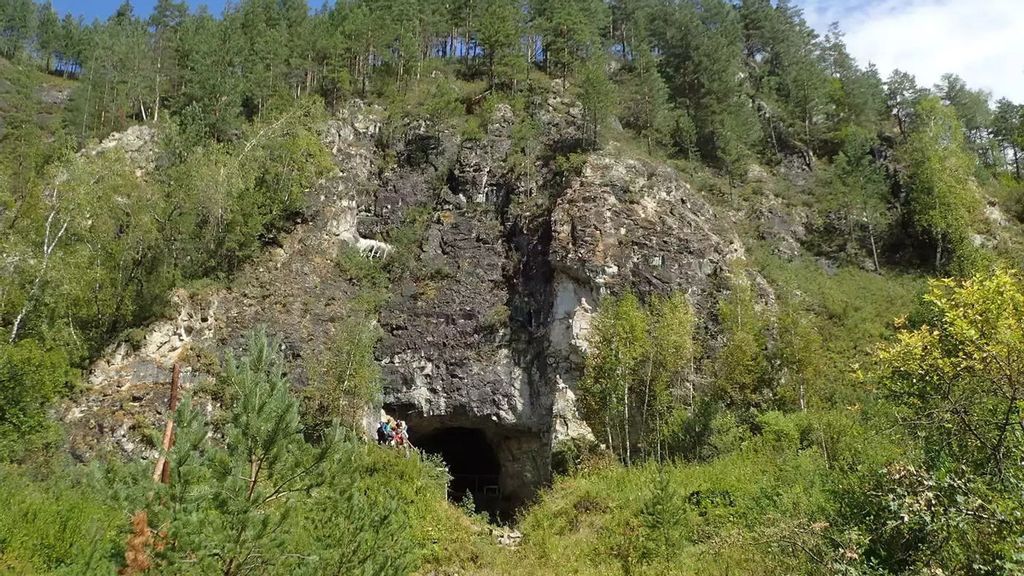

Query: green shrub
[
  {"left": 479, "top": 304, "right": 510, "bottom": 333},
  {"left": 753, "top": 249, "right": 926, "bottom": 407},
  {"left": 460, "top": 115, "right": 486, "bottom": 141},
  {"left": 754, "top": 411, "right": 800, "bottom": 453},
  {"left": 0, "top": 465, "right": 124, "bottom": 574},
  {"left": 0, "top": 339, "right": 73, "bottom": 461},
  {"left": 0, "top": 329, "right": 469, "bottom": 576},
  {"left": 335, "top": 245, "right": 392, "bottom": 314},
  {"left": 507, "top": 445, "right": 834, "bottom": 575},
  {"left": 666, "top": 400, "right": 751, "bottom": 462},
  {"left": 303, "top": 312, "right": 383, "bottom": 434}
]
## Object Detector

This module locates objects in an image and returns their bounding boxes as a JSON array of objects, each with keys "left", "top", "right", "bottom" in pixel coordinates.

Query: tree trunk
[
  {"left": 605, "top": 413, "right": 614, "bottom": 455},
  {"left": 935, "top": 236, "right": 943, "bottom": 270},
  {"left": 154, "top": 48, "right": 162, "bottom": 123},
  {"left": 623, "top": 378, "right": 631, "bottom": 467},
  {"left": 868, "top": 221, "right": 881, "bottom": 273},
  {"left": 687, "top": 375, "right": 695, "bottom": 414},
  {"left": 9, "top": 195, "right": 69, "bottom": 343},
  {"left": 100, "top": 78, "right": 110, "bottom": 132},
  {"left": 655, "top": 412, "right": 662, "bottom": 464},
  {"left": 640, "top": 356, "right": 653, "bottom": 460},
  {"left": 154, "top": 73, "right": 161, "bottom": 123},
  {"left": 152, "top": 364, "right": 181, "bottom": 484},
  {"left": 80, "top": 72, "right": 94, "bottom": 140}
]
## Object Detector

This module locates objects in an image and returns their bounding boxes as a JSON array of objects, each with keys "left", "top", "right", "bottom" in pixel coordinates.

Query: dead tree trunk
[{"left": 152, "top": 364, "right": 182, "bottom": 484}]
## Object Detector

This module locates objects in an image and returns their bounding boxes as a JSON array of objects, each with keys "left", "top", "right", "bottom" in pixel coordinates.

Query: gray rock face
[
  {"left": 63, "top": 107, "right": 382, "bottom": 460},
  {"left": 551, "top": 151, "right": 734, "bottom": 303},
  {"left": 63, "top": 290, "right": 217, "bottom": 461},
  {"left": 754, "top": 192, "right": 808, "bottom": 259},
  {"left": 68, "top": 99, "right": 748, "bottom": 514},
  {"left": 88, "top": 124, "right": 158, "bottom": 176},
  {"left": 545, "top": 151, "right": 739, "bottom": 444},
  {"left": 376, "top": 104, "right": 556, "bottom": 510}
]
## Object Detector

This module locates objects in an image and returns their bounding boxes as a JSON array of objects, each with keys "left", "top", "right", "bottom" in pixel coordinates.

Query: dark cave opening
[{"left": 414, "top": 427, "right": 502, "bottom": 516}]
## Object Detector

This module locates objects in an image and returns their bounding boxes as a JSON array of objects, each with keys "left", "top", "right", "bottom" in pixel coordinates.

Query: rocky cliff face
[
  {"left": 65, "top": 96, "right": 747, "bottom": 513},
  {"left": 546, "top": 150, "right": 742, "bottom": 443},
  {"left": 63, "top": 103, "right": 384, "bottom": 461}
]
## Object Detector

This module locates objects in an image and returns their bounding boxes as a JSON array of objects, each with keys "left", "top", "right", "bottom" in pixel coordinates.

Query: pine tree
[
  {"left": 33, "top": 0, "right": 58, "bottom": 71},
  {"left": 173, "top": 10, "right": 244, "bottom": 139},
  {"left": 620, "top": 46, "right": 672, "bottom": 152},
  {"left": 820, "top": 26, "right": 886, "bottom": 151},
  {"left": 577, "top": 55, "right": 615, "bottom": 149},
  {"left": 886, "top": 69, "right": 920, "bottom": 139},
  {"left": 477, "top": 0, "right": 523, "bottom": 88},
  {"left": 148, "top": 0, "right": 187, "bottom": 122},
  {"left": 638, "top": 467, "right": 684, "bottom": 557},
  {"left": 935, "top": 73, "right": 993, "bottom": 164},
  {"left": 656, "top": 0, "right": 760, "bottom": 174},
  {"left": 153, "top": 331, "right": 335, "bottom": 575},
  {"left": 740, "top": 0, "right": 828, "bottom": 160},
  {"left": 0, "top": 0, "right": 35, "bottom": 59},
  {"left": 532, "top": 0, "right": 608, "bottom": 79},
  {"left": 56, "top": 13, "right": 84, "bottom": 76},
  {"left": 992, "top": 98, "right": 1024, "bottom": 179}
]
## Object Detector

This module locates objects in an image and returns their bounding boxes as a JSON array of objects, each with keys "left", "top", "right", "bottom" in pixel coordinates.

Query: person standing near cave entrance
[
  {"left": 394, "top": 420, "right": 413, "bottom": 455},
  {"left": 376, "top": 419, "right": 393, "bottom": 445}
]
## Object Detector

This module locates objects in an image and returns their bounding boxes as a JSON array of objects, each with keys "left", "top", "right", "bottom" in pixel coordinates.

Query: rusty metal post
[{"left": 152, "top": 364, "right": 181, "bottom": 484}]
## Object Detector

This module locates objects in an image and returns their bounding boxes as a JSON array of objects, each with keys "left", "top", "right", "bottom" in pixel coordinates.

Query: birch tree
[
  {"left": 7, "top": 180, "right": 69, "bottom": 343},
  {"left": 579, "top": 293, "right": 649, "bottom": 466},
  {"left": 897, "top": 96, "right": 979, "bottom": 272}
]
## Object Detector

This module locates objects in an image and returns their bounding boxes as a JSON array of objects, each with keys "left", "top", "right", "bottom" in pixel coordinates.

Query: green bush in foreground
[
  {"left": 0, "top": 464, "right": 124, "bottom": 575},
  {"left": 501, "top": 417, "right": 843, "bottom": 576},
  {"left": 0, "top": 330, "right": 456, "bottom": 576},
  {"left": 834, "top": 269, "right": 1024, "bottom": 574},
  {"left": 0, "top": 339, "right": 72, "bottom": 461}
]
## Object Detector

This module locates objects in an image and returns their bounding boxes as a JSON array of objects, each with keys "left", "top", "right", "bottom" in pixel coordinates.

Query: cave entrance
[{"left": 414, "top": 427, "right": 502, "bottom": 517}]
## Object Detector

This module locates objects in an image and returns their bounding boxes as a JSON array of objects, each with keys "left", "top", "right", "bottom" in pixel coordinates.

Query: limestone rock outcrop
[
  {"left": 545, "top": 150, "right": 738, "bottom": 443},
  {"left": 67, "top": 97, "right": 749, "bottom": 513},
  {"left": 88, "top": 124, "right": 158, "bottom": 176},
  {"left": 63, "top": 290, "right": 217, "bottom": 460}
]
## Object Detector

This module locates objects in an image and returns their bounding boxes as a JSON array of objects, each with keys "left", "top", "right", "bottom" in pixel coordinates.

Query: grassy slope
[
  {"left": 431, "top": 409, "right": 905, "bottom": 576},
  {"left": 500, "top": 450, "right": 831, "bottom": 575},
  {"left": 0, "top": 57, "right": 73, "bottom": 135}
]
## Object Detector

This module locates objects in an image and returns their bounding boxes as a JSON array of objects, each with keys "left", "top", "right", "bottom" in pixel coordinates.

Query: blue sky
[
  {"left": 53, "top": 0, "right": 1024, "bottom": 102},
  {"left": 801, "top": 0, "right": 1024, "bottom": 101},
  {"left": 51, "top": 1, "right": 227, "bottom": 21}
]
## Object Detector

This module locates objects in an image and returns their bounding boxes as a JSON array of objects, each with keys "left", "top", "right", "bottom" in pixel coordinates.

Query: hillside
[
  {"left": 0, "top": 57, "right": 71, "bottom": 135},
  {"left": 2, "top": 1, "right": 1024, "bottom": 575}
]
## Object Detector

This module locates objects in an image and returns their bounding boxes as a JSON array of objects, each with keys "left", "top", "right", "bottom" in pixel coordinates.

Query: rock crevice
[{"left": 67, "top": 100, "right": 746, "bottom": 515}]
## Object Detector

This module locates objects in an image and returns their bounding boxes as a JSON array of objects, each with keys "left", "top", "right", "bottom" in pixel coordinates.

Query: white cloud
[{"left": 798, "top": 0, "right": 1024, "bottom": 102}]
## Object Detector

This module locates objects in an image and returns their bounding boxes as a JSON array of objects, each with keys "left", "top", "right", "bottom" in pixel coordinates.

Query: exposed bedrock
[
  {"left": 67, "top": 101, "right": 746, "bottom": 516},
  {"left": 545, "top": 150, "right": 741, "bottom": 447},
  {"left": 379, "top": 104, "right": 555, "bottom": 513}
]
